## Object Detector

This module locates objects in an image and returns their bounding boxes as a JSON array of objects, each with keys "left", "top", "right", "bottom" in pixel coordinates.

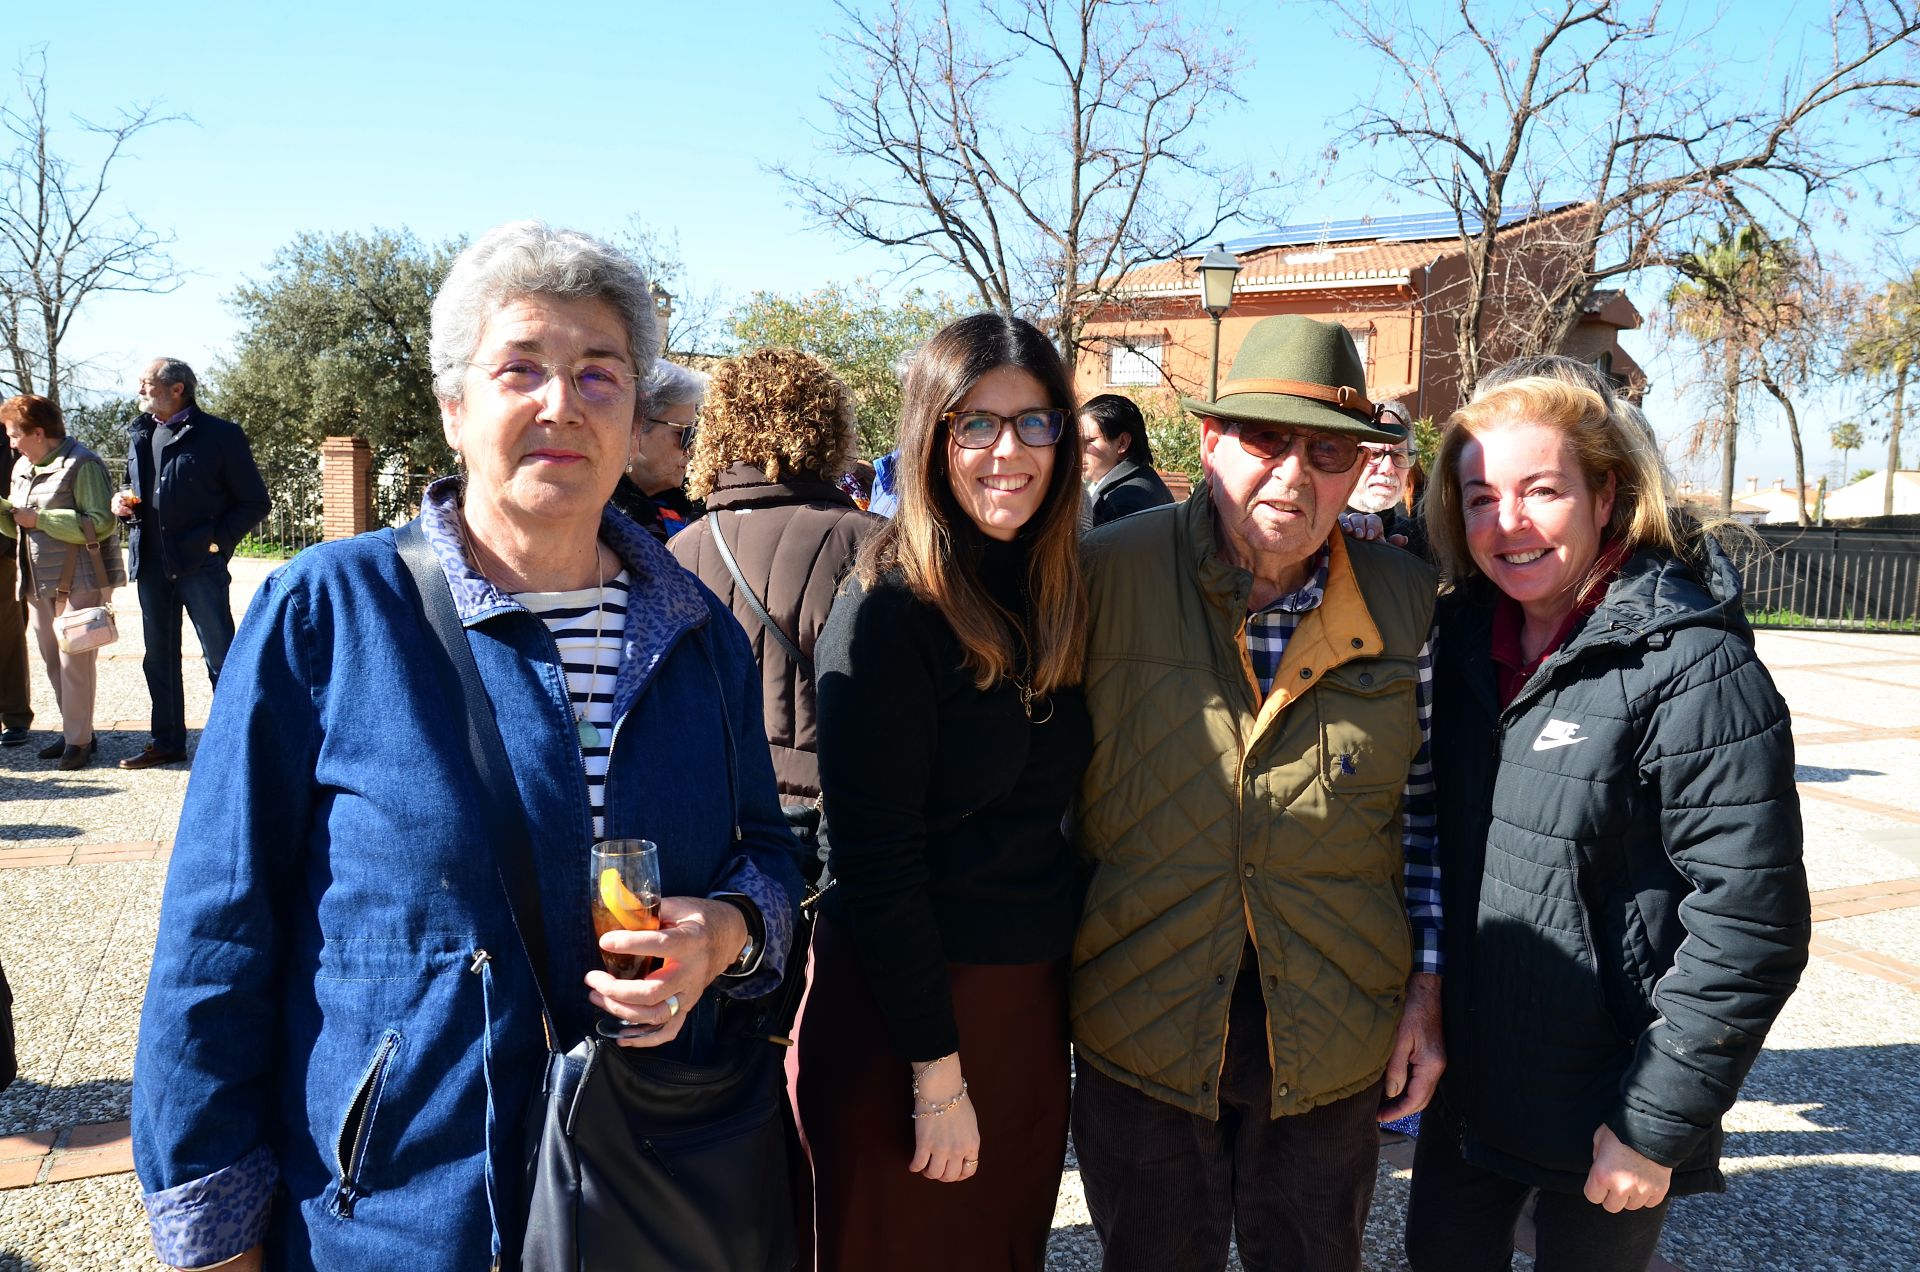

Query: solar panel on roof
[{"left": 1211, "top": 201, "right": 1576, "bottom": 257}]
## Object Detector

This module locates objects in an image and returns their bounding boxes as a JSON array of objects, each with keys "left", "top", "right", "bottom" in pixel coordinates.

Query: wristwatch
[{"left": 710, "top": 892, "right": 767, "bottom": 978}]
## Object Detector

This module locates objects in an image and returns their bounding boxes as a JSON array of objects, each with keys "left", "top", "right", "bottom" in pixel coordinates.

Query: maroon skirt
[{"left": 789, "top": 916, "right": 1070, "bottom": 1272}]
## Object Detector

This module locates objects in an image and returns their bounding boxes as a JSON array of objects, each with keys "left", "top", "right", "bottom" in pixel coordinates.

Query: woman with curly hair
[{"left": 668, "top": 348, "right": 880, "bottom": 856}]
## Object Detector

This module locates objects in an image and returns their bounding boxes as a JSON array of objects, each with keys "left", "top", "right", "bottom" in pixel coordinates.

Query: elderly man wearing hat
[{"left": 1069, "top": 316, "right": 1444, "bottom": 1270}]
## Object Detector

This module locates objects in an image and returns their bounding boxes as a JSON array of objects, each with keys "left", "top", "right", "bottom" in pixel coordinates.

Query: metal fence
[
  {"left": 104, "top": 456, "right": 323, "bottom": 558},
  {"left": 1740, "top": 526, "right": 1920, "bottom": 633}
]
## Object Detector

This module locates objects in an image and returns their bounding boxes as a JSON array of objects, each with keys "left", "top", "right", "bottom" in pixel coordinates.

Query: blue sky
[{"left": 12, "top": 0, "right": 1912, "bottom": 491}]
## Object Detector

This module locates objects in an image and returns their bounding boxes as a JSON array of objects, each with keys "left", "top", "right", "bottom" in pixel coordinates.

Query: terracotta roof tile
[{"left": 1110, "top": 238, "right": 1455, "bottom": 296}]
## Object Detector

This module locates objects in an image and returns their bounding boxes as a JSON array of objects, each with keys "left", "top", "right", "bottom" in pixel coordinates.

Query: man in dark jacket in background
[
  {"left": 110, "top": 358, "right": 269, "bottom": 769},
  {"left": 1079, "top": 394, "right": 1175, "bottom": 526}
]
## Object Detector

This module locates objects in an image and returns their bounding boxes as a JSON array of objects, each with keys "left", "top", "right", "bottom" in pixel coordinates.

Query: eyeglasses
[
  {"left": 645, "top": 418, "right": 698, "bottom": 451},
  {"left": 1227, "top": 423, "right": 1364, "bottom": 474},
  {"left": 468, "top": 359, "right": 639, "bottom": 405},
  {"left": 1360, "top": 444, "right": 1415, "bottom": 470},
  {"left": 943, "top": 408, "right": 1066, "bottom": 450}
]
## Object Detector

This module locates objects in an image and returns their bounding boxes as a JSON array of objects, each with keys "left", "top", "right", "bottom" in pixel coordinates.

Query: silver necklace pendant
[{"left": 576, "top": 713, "right": 602, "bottom": 749}]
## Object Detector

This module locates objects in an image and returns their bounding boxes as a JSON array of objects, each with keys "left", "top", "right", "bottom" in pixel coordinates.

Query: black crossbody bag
[{"left": 396, "top": 520, "right": 795, "bottom": 1272}]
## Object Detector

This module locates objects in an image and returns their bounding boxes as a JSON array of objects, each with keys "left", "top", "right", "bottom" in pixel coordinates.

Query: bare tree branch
[
  {"left": 772, "top": 0, "right": 1268, "bottom": 367},
  {"left": 0, "top": 48, "right": 185, "bottom": 406},
  {"left": 1327, "top": 0, "right": 1920, "bottom": 398}
]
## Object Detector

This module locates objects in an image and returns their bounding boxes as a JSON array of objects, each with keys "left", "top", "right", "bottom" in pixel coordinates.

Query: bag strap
[
  {"left": 709, "top": 512, "right": 811, "bottom": 677},
  {"left": 395, "top": 520, "right": 558, "bottom": 1032}
]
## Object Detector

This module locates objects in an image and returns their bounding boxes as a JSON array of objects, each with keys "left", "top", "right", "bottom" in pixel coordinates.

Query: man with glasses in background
[
  {"left": 1070, "top": 316, "right": 1444, "bottom": 1271},
  {"left": 1347, "top": 398, "right": 1428, "bottom": 557},
  {"left": 610, "top": 360, "right": 706, "bottom": 540}
]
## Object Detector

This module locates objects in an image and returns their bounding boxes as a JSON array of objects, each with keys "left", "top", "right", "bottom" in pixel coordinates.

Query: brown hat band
[{"left": 1217, "top": 377, "right": 1375, "bottom": 418}]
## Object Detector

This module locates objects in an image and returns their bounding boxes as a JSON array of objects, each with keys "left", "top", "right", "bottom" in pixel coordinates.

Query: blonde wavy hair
[
  {"left": 1424, "top": 374, "right": 1695, "bottom": 588},
  {"left": 685, "top": 348, "right": 857, "bottom": 499},
  {"left": 856, "top": 312, "right": 1086, "bottom": 694}
]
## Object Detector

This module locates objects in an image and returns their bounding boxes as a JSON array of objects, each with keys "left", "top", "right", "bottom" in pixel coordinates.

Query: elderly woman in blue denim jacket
[{"left": 131, "top": 222, "right": 805, "bottom": 1272}]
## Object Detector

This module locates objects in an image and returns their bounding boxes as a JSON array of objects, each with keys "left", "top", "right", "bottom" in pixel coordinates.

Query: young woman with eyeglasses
[{"left": 793, "top": 313, "right": 1092, "bottom": 1271}]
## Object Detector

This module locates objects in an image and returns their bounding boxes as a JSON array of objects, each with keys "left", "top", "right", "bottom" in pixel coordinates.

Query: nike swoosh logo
[{"left": 1532, "top": 720, "right": 1589, "bottom": 751}]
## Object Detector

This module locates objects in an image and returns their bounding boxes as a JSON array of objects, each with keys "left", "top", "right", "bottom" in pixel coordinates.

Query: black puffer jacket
[{"left": 1430, "top": 540, "right": 1809, "bottom": 1196}]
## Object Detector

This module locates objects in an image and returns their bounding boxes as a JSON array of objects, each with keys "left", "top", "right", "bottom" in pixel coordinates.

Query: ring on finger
[{"left": 665, "top": 993, "right": 681, "bottom": 1019}]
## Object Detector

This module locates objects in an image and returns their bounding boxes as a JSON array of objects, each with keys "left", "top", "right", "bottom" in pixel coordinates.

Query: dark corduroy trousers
[{"left": 1072, "top": 960, "right": 1386, "bottom": 1272}]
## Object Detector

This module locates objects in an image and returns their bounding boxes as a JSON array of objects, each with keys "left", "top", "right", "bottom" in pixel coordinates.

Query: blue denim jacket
[{"left": 132, "top": 480, "right": 805, "bottom": 1270}]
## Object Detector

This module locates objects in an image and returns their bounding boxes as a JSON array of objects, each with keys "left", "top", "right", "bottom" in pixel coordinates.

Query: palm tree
[
  {"left": 1830, "top": 420, "right": 1864, "bottom": 486},
  {"left": 1845, "top": 270, "right": 1920, "bottom": 516},
  {"left": 1667, "top": 224, "right": 1794, "bottom": 515}
]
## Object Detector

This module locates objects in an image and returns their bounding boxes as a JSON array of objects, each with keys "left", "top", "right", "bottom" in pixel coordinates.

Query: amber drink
[{"left": 590, "top": 840, "right": 661, "bottom": 981}]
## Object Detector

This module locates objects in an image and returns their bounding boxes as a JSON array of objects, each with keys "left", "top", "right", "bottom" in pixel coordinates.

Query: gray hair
[
  {"left": 429, "top": 220, "right": 658, "bottom": 405},
  {"left": 152, "top": 357, "right": 198, "bottom": 403},
  {"left": 645, "top": 360, "right": 709, "bottom": 412},
  {"left": 1377, "top": 398, "right": 1413, "bottom": 435}
]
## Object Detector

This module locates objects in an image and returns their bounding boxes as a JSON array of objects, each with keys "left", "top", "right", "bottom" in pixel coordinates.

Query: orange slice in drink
[{"left": 598, "top": 868, "right": 649, "bottom": 931}]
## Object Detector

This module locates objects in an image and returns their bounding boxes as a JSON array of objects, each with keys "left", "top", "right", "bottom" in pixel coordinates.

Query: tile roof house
[{"left": 1075, "top": 202, "right": 1646, "bottom": 426}]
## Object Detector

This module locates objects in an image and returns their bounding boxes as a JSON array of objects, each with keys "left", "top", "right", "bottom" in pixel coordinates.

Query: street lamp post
[{"left": 1198, "top": 243, "right": 1242, "bottom": 401}]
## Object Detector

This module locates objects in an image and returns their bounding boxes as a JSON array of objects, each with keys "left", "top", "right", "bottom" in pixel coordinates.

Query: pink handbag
[{"left": 51, "top": 521, "right": 119, "bottom": 654}]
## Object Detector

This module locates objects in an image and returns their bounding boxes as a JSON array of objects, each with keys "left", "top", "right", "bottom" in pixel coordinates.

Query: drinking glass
[{"left": 590, "top": 839, "right": 661, "bottom": 1037}]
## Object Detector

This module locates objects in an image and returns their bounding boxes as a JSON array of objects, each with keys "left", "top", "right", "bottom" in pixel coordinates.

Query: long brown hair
[{"left": 856, "top": 313, "right": 1087, "bottom": 692}]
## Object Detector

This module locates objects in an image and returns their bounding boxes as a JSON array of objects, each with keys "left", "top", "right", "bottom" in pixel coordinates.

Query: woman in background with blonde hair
[
  {"left": 1407, "top": 361, "right": 1809, "bottom": 1271},
  {"left": 795, "top": 312, "right": 1090, "bottom": 1270}
]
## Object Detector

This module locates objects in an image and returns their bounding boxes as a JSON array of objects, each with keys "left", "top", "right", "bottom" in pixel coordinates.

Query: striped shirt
[
  {"left": 517, "top": 571, "right": 631, "bottom": 839},
  {"left": 1244, "top": 545, "right": 1443, "bottom": 975}
]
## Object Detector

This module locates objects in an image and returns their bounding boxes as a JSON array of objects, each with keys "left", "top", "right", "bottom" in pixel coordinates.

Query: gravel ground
[{"left": 0, "top": 613, "right": 1912, "bottom": 1270}]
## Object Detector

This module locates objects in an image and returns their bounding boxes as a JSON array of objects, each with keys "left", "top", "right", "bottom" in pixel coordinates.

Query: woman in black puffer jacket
[{"left": 1406, "top": 363, "right": 1809, "bottom": 1272}]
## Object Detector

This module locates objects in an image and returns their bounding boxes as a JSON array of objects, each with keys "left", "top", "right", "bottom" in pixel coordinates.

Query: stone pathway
[{"left": 0, "top": 573, "right": 1915, "bottom": 1270}]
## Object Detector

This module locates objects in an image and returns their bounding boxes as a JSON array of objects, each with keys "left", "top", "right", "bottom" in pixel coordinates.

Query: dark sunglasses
[
  {"left": 645, "top": 417, "right": 697, "bottom": 452},
  {"left": 1227, "top": 423, "right": 1364, "bottom": 474},
  {"left": 943, "top": 408, "right": 1066, "bottom": 450}
]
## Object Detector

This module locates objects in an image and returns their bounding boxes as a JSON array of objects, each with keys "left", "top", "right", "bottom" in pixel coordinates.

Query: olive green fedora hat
[{"left": 1180, "top": 315, "right": 1408, "bottom": 443}]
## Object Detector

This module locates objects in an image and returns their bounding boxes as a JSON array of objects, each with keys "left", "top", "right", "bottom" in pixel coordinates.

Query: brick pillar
[{"left": 321, "top": 436, "right": 375, "bottom": 540}]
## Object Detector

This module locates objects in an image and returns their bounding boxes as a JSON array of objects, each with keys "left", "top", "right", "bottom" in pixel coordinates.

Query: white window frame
[
  {"left": 1345, "top": 324, "right": 1373, "bottom": 372},
  {"left": 1106, "top": 335, "right": 1165, "bottom": 387}
]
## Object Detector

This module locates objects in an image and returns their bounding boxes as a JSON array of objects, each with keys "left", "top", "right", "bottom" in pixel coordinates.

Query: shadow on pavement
[
  {"left": 1793, "top": 763, "right": 1886, "bottom": 783},
  {"left": 1664, "top": 1043, "right": 1920, "bottom": 1269}
]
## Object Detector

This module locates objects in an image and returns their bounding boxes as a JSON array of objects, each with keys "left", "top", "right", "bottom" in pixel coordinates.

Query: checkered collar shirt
[
  {"left": 1236, "top": 537, "right": 1443, "bottom": 976},
  {"left": 1245, "top": 544, "right": 1332, "bottom": 697}
]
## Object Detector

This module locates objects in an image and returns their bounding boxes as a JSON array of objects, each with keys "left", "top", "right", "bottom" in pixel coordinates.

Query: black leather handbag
[{"left": 397, "top": 521, "right": 796, "bottom": 1272}]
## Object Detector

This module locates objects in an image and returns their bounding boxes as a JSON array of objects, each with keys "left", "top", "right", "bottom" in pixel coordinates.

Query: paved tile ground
[{"left": 0, "top": 564, "right": 1914, "bottom": 1270}]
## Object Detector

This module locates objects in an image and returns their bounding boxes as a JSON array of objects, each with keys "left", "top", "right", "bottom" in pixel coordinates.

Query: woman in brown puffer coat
[{"left": 668, "top": 349, "right": 881, "bottom": 869}]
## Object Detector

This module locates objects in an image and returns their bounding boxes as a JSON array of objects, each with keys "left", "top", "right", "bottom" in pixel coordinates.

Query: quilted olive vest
[
  {"left": 1073, "top": 483, "right": 1436, "bottom": 1119},
  {"left": 10, "top": 438, "right": 126, "bottom": 601}
]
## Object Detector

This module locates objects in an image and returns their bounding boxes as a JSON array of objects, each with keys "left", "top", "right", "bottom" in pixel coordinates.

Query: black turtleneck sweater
[{"left": 814, "top": 535, "right": 1093, "bottom": 1061}]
